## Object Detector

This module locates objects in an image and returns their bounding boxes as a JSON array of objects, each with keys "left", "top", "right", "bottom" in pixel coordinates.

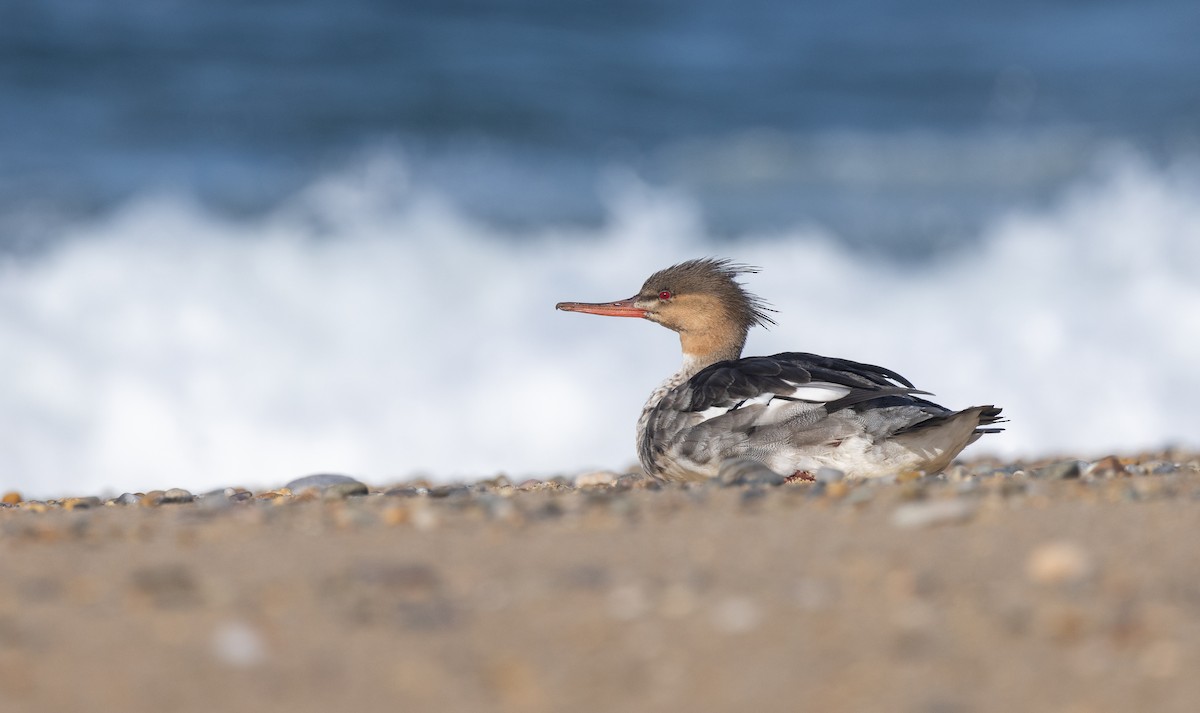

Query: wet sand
[{"left": 3, "top": 452, "right": 1199, "bottom": 713}]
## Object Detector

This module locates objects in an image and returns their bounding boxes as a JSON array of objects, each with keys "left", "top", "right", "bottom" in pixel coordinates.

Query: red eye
[{"left": 658, "top": 290, "right": 672, "bottom": 301}]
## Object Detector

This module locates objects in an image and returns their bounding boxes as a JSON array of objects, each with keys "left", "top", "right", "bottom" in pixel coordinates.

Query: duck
[{"left": 556, "top": 258, "right": 1002, "bottom": 482}]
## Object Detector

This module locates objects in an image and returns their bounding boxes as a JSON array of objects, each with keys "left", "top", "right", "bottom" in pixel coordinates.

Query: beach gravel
[{"left": 2, "top": 451, "right": 1200, "bottom": 712}]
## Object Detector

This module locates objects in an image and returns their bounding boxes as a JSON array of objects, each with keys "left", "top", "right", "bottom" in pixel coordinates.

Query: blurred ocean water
[{"left": 1, "top": 1, "right": 1199, "bottom": 496}]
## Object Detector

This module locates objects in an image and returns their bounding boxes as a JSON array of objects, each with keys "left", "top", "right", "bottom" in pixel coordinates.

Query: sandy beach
[{"left": 3, "top": 452, "right": 1199, "bottom": 713}]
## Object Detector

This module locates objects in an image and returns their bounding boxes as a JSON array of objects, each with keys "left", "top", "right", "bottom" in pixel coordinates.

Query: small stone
[
  {"left": 477, "top": 474, "right": 514, "bottom": 490},
  {"left": 1032, "top": 460, "right": 1083, "bottom": 480},
  {"left": 574, "top": 471, "right": 618, "bottom": 488},
  {"left": 1087, "top": 455, "right": 1128, "bottom": 478},
  {"left": 385, "top": 486, "right": 425, "bottom": 498},
  {"left": 196, "top": 489, "right": 237, "bottom": 510},
  {"left": 815, "top": 467, "right": 845, "bottom": 483},
  {"left": 890, "top": 498, "right": 976, "bottom": 528},
  {"left": 161, "top": 488, "right": 194, "bottom": 504},
  {"left": 63, "top": 497, "right": 102, "bottom": 510},
  {"left": 113, "top": 493, "right": 141, "bottom": 506},
  {"left": 1027, "top": 541, "right": 1093, "bottom": 585},
  {"left": 427, "top": 485, "right": 468, "bottom": 499},
  {"left": 140, "top": 491, "right": 166, "bottom": 506},
  {"left": 285, "top": 473, "right": 365, "bottom": 492},
  {"left": 718, "top": 457, "right": 786, "bottom": 486},
  {"left": 323, "top": 482, "right": 370, "bottom": 500},
  {"left": 1, "top": 491, "right": 21, "bottom": 505}
]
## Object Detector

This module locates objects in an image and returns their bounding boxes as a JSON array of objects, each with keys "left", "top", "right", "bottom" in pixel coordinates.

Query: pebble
[
  {"left": 1026, "top": 541, "right": 1093, "bottom": 585},
  {"left": 574, "top": 471, "right": 618, "bottom": 488},
  {"left": 1087, "top": 455, "right": 1128, "bottom": 478},
  {"left": 477, "top": 474, "right": 514, "bottom": 490},
  {"left": 196, "top": 489, "right": 238, "bottom": 510},
  {"left": 285, "top": 474, "right": 365, "bottom": 492},
  {"left": 161, "top": 488, "right": 194, "bottom": 504},
  {"left": 323, "top": 482, "right": 370, "bottom": 500},
  {"left": 113, "top": 493, "right": 141, "bottom": 506},
  {"left": 2, "top": 491, "right": 21, "bottom": 505},
  {"left": 890, "top": 498, "right": 977, "bottom": 529},
  {"left": 63, "top": 497, "right": 102, "bottom": 510},
  {"left": 1032, "top": 460, "right": 1083, "bottom": 480},
  {"left": 385, "top": 486, "right": 426, "bottom": 498},
  {"left": 427, "top": 485, "right": 469, "bottom": 499}
]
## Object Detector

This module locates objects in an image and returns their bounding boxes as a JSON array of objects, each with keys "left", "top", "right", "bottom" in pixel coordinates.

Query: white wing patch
[
  {"left": 693, "top": 382, "right": 852, "bottom": 425},
  {"left": 780, "top": 381, "right": 852, "bottom": 403}
]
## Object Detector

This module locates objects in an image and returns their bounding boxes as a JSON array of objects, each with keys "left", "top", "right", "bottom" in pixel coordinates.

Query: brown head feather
[{"left": 637, "top": 258, "right": 775, "bottom": 330}]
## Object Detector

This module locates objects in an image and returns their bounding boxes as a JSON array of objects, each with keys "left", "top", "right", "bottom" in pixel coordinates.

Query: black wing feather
[{"left": 676, "top": 352, "right": 921, "bottom": 414}]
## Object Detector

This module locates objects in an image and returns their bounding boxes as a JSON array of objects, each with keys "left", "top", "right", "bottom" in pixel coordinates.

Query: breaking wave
[{"left": 2, "top": 151, "right": 1198, "bottom": 497}]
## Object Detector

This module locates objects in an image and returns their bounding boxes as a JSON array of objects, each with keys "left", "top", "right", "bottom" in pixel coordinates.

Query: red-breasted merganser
[{"left": 556, "top": 258, "right": 1002, "bottom": 481}]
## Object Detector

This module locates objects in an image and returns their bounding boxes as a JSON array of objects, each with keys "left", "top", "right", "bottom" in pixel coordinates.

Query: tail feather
[{"left": 895, "top": 404, "right": 1004, "bottom": 438}]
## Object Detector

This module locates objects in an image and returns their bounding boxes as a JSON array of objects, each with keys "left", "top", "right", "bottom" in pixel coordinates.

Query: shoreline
[{"left": 4, "top": 450, "right": 1200, "bottom": 712}]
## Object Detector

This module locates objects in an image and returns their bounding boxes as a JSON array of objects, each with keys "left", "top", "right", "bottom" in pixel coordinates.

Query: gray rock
[
  {"left": 161, "top": 488, "right": 194, "bottom": 504},
  {"left": 427, "top": 485, "right": 469, "bottom": 499},
  {"left": 1032, "top": 460, "right": 1084, "bottom": 480},
  {"left": 196, "top": 488, "right": 239, "bottom": 510},
  {"left": 113, "top": 492, "right": 141, "bottom": 506},
  {"left": 322, "top": 481, "right": 370, "bottom": 499},
  {"left": 286, "top": 473, "right": 366, "bottom": 492}
]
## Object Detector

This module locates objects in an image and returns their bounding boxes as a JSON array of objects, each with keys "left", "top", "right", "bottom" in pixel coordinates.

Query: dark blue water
[{"left": 3, "top": 0, "right": 1199, "bottom": 252}]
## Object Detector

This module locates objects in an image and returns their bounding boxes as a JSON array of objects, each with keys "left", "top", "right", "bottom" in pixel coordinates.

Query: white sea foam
[{"left": 2, "top": 152, "right": 1198, "bottom": 498}]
